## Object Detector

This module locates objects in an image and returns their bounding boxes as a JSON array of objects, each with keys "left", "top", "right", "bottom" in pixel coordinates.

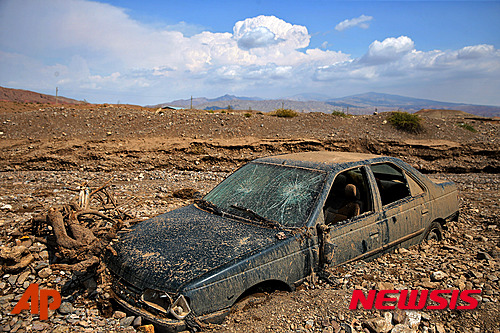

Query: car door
[
  {"left": 369, "top": 162, "right": 429, "bottom": 251},
  {"left": 321, "top": 166, "right": 383, "bottom": 265}
]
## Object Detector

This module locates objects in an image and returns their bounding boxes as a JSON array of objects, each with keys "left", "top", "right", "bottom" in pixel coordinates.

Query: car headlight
[
  {"left": 170, "top": 295, "right": 191, "bottom": 320},
  {"left": 141, "top": 289, "right": 172, "bottom": 314},
  {"left": 141, "top": 290, "right": 192, "bottom": 320}
]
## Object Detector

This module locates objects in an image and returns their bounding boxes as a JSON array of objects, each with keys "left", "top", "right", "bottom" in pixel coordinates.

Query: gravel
[{"left": 0, "top": 171, "right": 498, "bottom": 332}]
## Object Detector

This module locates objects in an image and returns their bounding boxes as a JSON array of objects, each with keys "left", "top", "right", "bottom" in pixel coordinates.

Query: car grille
[
  {"left": 108, "top": 270, "right": 174, "bottom": 319},
  {"left": 109, "top": 271, "right": 142, "bottom": 306}
]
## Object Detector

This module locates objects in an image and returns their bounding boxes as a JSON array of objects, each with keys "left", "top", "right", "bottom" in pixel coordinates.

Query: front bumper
[
  {"left": 109, "top": 286, "right": 230, "bottom": 332},
  {"left": 110, "top": 288, "right": 187, "bottom": 332}
]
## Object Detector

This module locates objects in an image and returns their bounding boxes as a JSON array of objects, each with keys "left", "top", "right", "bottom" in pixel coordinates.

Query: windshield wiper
[
  {"left": 195, "top": 199, "right": 223, "bottom": 215},
  {"left": 230, "top": 204, "right": 281, "bottom": 229}
]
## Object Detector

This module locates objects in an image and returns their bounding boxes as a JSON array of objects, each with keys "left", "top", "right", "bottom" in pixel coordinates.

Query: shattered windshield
[{"left": 203, "top": 162, "right": 326, "bottom": 228}]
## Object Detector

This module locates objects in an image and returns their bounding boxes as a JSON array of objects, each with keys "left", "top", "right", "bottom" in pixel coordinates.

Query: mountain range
[
  {"left": 154, "top": 92, "right": 500, "bottom": 117},
  {"left": 1, "top": 86, "right": 498, "bottom": 117}
]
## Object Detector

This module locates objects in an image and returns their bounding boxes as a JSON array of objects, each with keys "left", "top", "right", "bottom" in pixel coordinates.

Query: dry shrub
[
  {"left": 331, "top": 110, "right": 351, "bottom": 118},
  {"left": 273, "top": 108, "right": 298, "bottom": 118},
  {"left": 387, "top": 111, "right": 423, "bottom": 133}
]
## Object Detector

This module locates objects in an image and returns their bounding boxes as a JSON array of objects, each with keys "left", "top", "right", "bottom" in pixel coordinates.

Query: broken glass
[{"left": 204, "top": 163, "right": 326, "bottom": 228}]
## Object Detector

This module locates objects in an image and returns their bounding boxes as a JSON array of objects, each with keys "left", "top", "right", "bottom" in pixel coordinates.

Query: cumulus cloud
[
  {"left": 236, "top": 26, "right": 282, "bottom": 50},
  {"left": 233, "top": 15, "right": 310, "bottom": 50},
  {"left": 315, "top": 36, "right": 500, "bottom": 88},
  {"left": 361, "top": 36, "right": 415, "bottom": 64},
  {"left": 335, "top": 15, "right": 373, "bottom": 32},
  {"left": 0, "top": 2, "right": 349, "bottom": 102},
  {"left": 457, "top": 44, "right": 496, "bottom": 59},
  {"left": 0, "top": 0, "right": 499, "bottom": 105}
]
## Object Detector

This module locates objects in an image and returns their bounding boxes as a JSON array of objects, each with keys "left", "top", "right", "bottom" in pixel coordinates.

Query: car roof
[{"left": 255, "top": 151, "right": 386, "bottom": 171}]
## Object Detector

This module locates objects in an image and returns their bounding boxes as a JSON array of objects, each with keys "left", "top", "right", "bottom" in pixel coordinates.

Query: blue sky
[{"left": 1, "top": 0, "right": 499, "bottom": 105}]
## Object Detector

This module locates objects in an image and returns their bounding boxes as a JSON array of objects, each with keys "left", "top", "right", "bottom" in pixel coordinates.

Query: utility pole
[
  {"left": 190, "top": 96, "right": 193, "bottom": 110},
  {"left": 55, "top": 87, "right": 59, "bottom": 105}
]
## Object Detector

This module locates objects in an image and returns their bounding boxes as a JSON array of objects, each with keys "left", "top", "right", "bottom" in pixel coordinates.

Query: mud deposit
[{"left": 0, "top": 103, "right": 499, "bottom": 332}]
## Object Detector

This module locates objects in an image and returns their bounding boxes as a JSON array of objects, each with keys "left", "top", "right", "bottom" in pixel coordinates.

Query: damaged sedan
[{"left": 104, "top": 152, "right": 459, "bottom": 331}]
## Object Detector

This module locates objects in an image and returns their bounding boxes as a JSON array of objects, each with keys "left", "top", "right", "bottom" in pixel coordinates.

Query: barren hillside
[{"left": 0, "top": 86, "right": 84, "bottom": 105}]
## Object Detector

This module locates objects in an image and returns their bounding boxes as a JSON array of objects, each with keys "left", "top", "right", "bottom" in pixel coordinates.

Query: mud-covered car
[{"left": 104, "top": 152, "right": 459, "bottom": 331}]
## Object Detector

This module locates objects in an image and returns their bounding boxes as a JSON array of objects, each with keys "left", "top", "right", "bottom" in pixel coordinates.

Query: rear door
[{"left": 369, "top": 162, "right": 429, "bottom": 251}]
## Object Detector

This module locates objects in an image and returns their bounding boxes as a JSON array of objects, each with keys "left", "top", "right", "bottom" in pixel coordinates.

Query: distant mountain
[
  {"left": 212, "top": 94, "right": 263, "bottom": 102},
  {"left": 285, "top": 93, "right": 330, "bottom": 102},
  {"left": 154, "top": 94, "right": 263, "bottom": 108},
  {"left": 153, "top": 92, "right": 500, "bottom": 117},
  {"left": 327, "top": 92, "right": 459, "bottom": 110},
  {"left": 326, "top": 92, "right": 500, "bottom": 117},
  {"left": 4, "top": 86, "right": 498, "bottom": 117},
  {"left": 0, "top": 86, "right": 84, "bottom": 104}
]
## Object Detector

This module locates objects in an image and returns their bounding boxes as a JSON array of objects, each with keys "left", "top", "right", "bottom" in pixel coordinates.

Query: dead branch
[
  {"left": 89, "top": 177, "right": 114, "bottom": 198},
  {"left": 76, "top": 210, "right": 117, "bottom": 222},
  {"left": 51, "top": 256, "right": 100, "bottom": 272},
  {"left": 27, "top": 177, "right": 133, "bottom": 296},
  {"left": 67, "top": 211, "right": 97, "bottom": 245},
  {"left": 47, "top": 207, "right": 83, "bottom": 249},
  {"left": 0, "top": 246, "right": 35, "bottom": 272}
]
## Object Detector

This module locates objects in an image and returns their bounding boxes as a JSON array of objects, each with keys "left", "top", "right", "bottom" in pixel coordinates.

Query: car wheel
[{"left": 424, "top": 221, "right": 443, "bottom": 242}]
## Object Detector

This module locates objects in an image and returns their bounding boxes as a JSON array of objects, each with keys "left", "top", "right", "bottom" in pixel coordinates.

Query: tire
[{"left": 423, "top": 221, "right": 443, "bottom": 242}]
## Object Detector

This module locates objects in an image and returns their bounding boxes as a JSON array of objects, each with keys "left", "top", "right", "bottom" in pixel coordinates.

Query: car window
[
  {"left": 405, "top": 172, "right": 425, "bottom": 196},
  {"left": 370, "top": 163, "right": 411, "bottom": 206},
  {"left": 323, "top": 167, "right": 373, "bottom": 225},
  {"left": 204, "top": 163, "right": 326, "bottom": 228}
]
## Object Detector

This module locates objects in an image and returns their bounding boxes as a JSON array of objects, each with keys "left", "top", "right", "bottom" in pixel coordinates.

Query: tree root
[
  {"left": 0, "top": 246, "right": 35, "bottom": 273},
  {"left": 51, "top": 256, "right": 100, "bottom": 272},
  {"left": 33, "top": 179, "right": 135, "bottom": 274}
]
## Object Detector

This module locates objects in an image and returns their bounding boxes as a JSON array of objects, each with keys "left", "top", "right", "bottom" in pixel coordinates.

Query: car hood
[{"left": 105, "top": 204, "right": 280, "bottom": 292}]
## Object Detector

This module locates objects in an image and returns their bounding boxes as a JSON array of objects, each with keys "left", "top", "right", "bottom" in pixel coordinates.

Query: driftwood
[
  {"left": 0, "top": 245, "right": 35, "bottom": 272},
  {"left": 35, "top": 179, "right": 136, "bottom": 273}
]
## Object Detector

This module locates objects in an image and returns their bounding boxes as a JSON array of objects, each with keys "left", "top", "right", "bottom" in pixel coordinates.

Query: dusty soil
[
  {"left": 0, "top": 171, "right": 498, "bottom": 333},
  {"left": 0, "top": 102, "right": 499, "bottom": 332},
  {"left": 0, "top": 103, "right": 498, "bottom": 174}
]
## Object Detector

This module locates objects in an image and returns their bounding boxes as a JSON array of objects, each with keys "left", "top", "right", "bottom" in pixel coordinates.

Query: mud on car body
[{"left": 104, "top": 152, "right": 459, "bottom": 332}]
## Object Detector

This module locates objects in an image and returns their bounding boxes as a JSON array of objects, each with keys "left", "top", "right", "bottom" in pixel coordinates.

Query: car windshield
[{"left": 203, "top": 162, "right": 326, "bottom": 228}]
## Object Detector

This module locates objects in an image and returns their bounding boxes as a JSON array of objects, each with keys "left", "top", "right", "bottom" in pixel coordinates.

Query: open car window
[
  {"left": 370, "top": 163, "right": 411, "bottom": 206},
  {"left": 204, "top": 163, "right": 326, "bottom": 228},
  {"left": 323, "top": 167, "right": 373, "bottom": 225}
]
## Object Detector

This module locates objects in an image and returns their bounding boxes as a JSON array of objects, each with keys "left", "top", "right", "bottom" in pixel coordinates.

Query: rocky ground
[
  {"left": 0, "top": 102, "right": 499, "bottom": 332},
  {"left": 0, "top": 171, "right": 498, "bottom": 332}
]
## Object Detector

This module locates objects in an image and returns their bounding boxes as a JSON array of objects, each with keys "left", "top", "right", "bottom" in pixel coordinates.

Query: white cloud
[
  {"left": 361, "top": 36, "right": 415, "bottom": 64},
  {"left": 314, "top": 36, "right": 500, "bottom": 88},
  {"left": 0, "top": 2, "right": 349, "bottom": 102},
  {"left": 233, "top": 15, "right": 310, "bottom": 50},
  {"left": 457, "top": 44, "right": 496, "bottom": 59},
  {"left": 0, "top": 0, "right": 499, "bottom": 105},
  {"left": 164, "top": 21, "right": 208, "bottom": 37},
  {"left": 237, "top": 26, "right": 281, "bottom": 50},
  {"left": 335, "top": 15, "right": 373, "bottom": 32}
]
